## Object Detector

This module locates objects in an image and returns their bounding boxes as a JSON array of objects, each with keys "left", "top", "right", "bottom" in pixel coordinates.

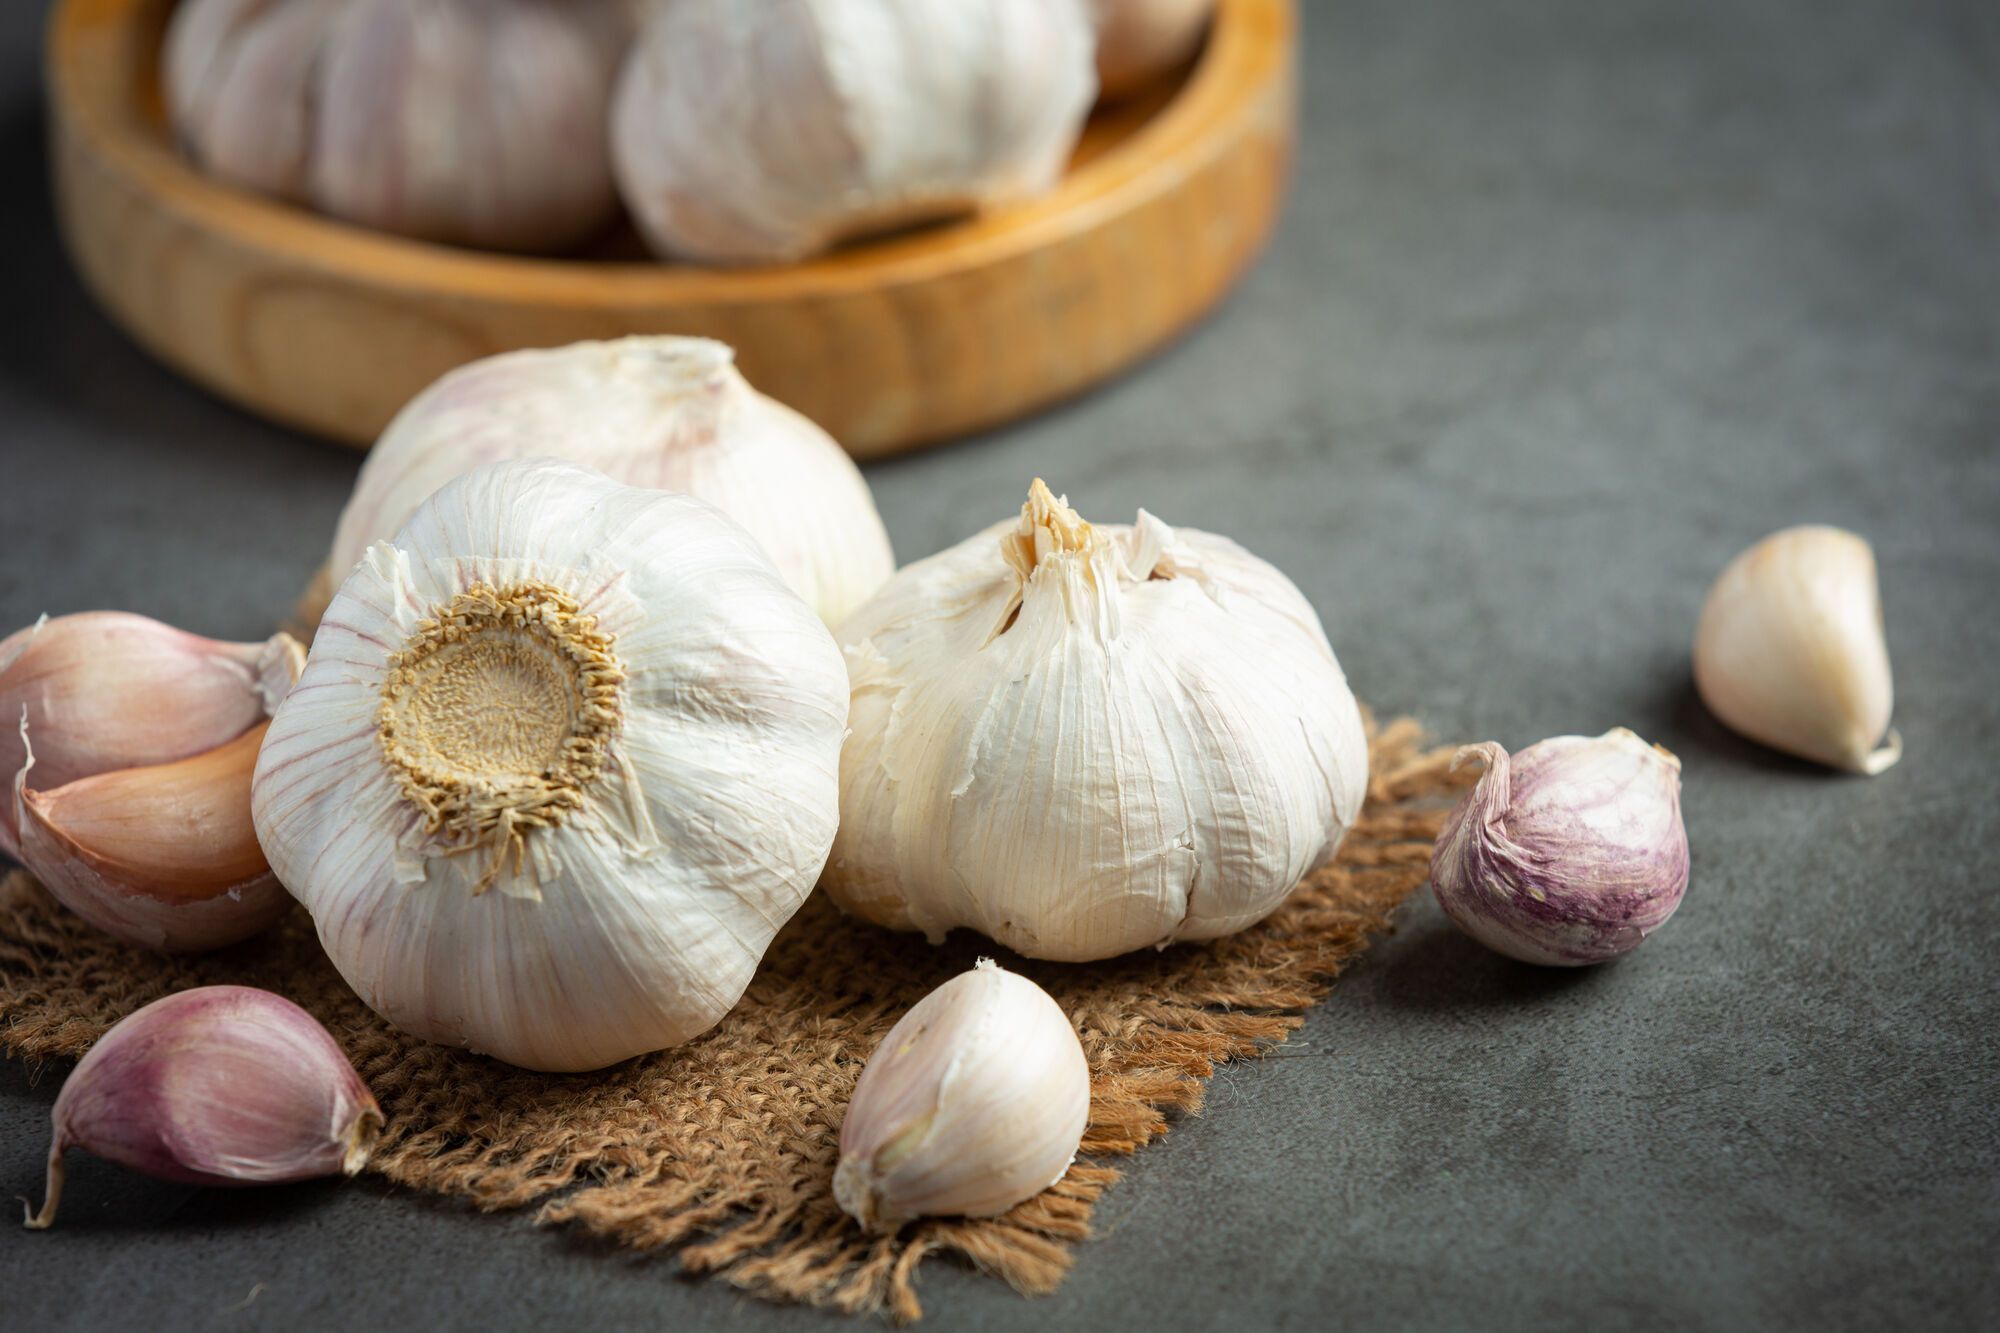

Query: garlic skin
[
  {"left": 253, "top": 459, "right": 849, "bottom": 1073},
  {"left": 0, "top": 612, "right": 302, "bottom": 860},
  {"left": 319, "top": 338, "right": 893, "bottom": 630},
  {"left": 835, "top": 960, "right": 1089, "bottom": 1234},
  {"left": 826, "top": 480, "right": 1369, "bottom": 963},
  {"left": 165, "top": 0, "right": 627, "bottom": 253},
  {"left": 24, "top": 985, "right": 381, "bottom": 1229},
  {"left": 16, "top": 723, "right": 293, "bottom": 953},
  {"left": 1430, "top": 729, "right": 1689, "bottom": 967},
  {"left": 611, "top": 0, "right": 1097, "bottom": 263},
  {"left": 1093, "top": 0, "right": 1216, "bottom": 99},
  {"left": 1694, "top": 525, "right": 1901, "bottom": 775}
]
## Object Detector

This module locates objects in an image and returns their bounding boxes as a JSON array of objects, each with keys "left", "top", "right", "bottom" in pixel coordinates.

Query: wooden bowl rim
[{"left": 48, "top": 0, "right": 1291, "bottom": 306}]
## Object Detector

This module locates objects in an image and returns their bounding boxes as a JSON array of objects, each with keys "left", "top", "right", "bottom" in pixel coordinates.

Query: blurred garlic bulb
[
  {"left": 165, "top": 0, "right": 627, "bottom": 252},
  {"left": 835, "top": 960, "right": 1090, "bottom": 1233},
  {"left": 0, "top": 612, "right": 300, "bottom": 860},
  {"left": 826, "top": 480, "right": 1369, "bottom": 962},
  {"left": 1694, "top": 525, "right": 1900, "bottom": 774},
  {"left": 314, "top": 338, "right": 893, "bottom": 630},
  {"left": 1093, "top": 0, "right": 1216, "bottom": 99},
  {"left": 611, "top": 0, "right": 1097, "bottom": 263},
  {"left": 253, "top": 459, "right": 849, "bottom": 1072},
  {"left": 25, "top": 986, "right": 380, "bottom": 1229}
]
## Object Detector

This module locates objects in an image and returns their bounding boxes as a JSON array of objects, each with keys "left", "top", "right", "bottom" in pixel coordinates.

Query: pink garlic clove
[
  {"left": 23, "top": 985, "right": 382, "bottom": 1229},
  {"left": 16, "top": 723, "right": 293, "bottom": 953},
  {"left": 0, "top": 612, "right": 304, "bottom": 859},
  {"left": 1429, "top": 728, "right": 1690, "bottom": 966}
]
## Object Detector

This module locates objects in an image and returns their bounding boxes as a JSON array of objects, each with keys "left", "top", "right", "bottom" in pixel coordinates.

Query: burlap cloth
[{"left": 0, "top": 715, "right": 1467, "bottom": 1321}]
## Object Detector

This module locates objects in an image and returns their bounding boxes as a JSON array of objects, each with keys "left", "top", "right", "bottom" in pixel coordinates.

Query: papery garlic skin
[
  {"left": 254, "top": 459, "right": 849, "bottom": 1073},
  {"left": 1430, "top": 729, "right": 1689, "bottom": 967},
  {"left": 1093, "top": 0, "right": 1216, "bottom": 98},
  {"left": 319, "top": 338, "right": 893, "bottom": 629},
  {"left": 17, "top": 724, "right": 293, "bottom": 953},
  {"left": 165, "top": 0, "right": 626, "bottom": 252},
  {"left": 834, "top": 959, "right": 1089, "bottom": 1234},
  {"left": 1694, "top": 525, "right": 1900, "bottom": 775},
  {"left": 24, "top": 985, "right": 381, "bottom": 1229},
  {"left": 611, "top": 0, "right": 1097, "bottom": 263},
  {"left": 826, "top": 481, "right": 1369, "bottom": 963},
  {"left": 0, "top": 612, "right": 302, "bottom": 860}
]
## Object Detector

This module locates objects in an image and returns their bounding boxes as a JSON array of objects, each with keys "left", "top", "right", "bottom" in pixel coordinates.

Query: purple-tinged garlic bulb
[
  {"left": 1429, "top": 729, "right": 1689, "bottom": 966},
  {"left": 23, "top": 986, "right": 381, "bottom": 1229}
]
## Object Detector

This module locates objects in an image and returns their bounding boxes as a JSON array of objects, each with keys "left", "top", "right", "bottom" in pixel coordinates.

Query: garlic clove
[
  {"left": 1430, "top": 728, "right": 1690, "bottom": 966},
  {"left": 834, "top": 960, "right": 1091, "bottom": 1234},
  {"left": 16, "top": 723, "right": 291, "bottom": 953},
  {"left": 1693, "top": 525, "right": 1900, "bottom": 775},
  {"left": 23, "top": 985, "right": 381, "bottom": 1229},
  {"left": 0, "top": 612, "right": 304, "bottom": 859}
]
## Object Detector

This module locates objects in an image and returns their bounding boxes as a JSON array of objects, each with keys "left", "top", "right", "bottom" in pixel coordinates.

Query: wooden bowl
[{"left": 47, "top": 0, "right": 1297, "bottom": 459}]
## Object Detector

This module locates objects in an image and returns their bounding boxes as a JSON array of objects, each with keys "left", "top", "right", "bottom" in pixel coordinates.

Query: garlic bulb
[
  {"left": 825, "top": 480, "right": 1369, "bottom": 963},
  {"left": 1694, "top": 525, "right": 1901, "bottom": 775},
  {"left": 835, "top": 960, "right": 1090, "bottom": 1234},
  {"left": 1430, "top": 729, "right": 1689, "bottom": 966},
  {"left": 611, "top": 0, "right": 1098, "bottom": 263},
  {"left": 253, "top": 459, "right": 849, "bottom": 1072},
  {"left": 0, "top": 612, "right": 301, "bottom": 860},
  {"left": 1093, "top": 0, "right": 1216, "bottom": 99},
  {"left": 24, "top": 986, "right": 381, "bottom": 1229},
  {"left": 17, "top": 723, "right": 294, "bottom": 953},
  {"left": 317, "top": 338, "right": 893, "bottom": 630},
  {"left": 165, "top": 0, "right": 627, "bottom": 252}
]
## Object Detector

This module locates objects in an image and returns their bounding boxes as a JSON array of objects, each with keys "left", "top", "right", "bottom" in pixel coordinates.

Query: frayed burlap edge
[{"left": 0, "top": 714, "right": 1469, "bottom": 1321}]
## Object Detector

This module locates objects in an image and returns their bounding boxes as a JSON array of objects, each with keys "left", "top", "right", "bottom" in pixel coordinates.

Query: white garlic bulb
[
  {"left": 1093, "top": 0, "right": 1216, "bottom": 99},
  {"left": 826, "top": 480, "right": 1370, "bottom": 963},
  {"left": 835, "top": 960, "right": 1090, "bottom": 1233},
  {"left": 252, "top": 459, "right": 850, "bottom": 1072},
  {"left": 611, "top": 0, "right": 1098, "bottom": 263},
  {"left": 1694, "top": 525, "right": 1900, "bottom": 775},
  {"left": 165, "top": 0, "right": 627, "bottom": 252},
  {"left": 319, "top": 338, "right": 894, "bottom": 630}
]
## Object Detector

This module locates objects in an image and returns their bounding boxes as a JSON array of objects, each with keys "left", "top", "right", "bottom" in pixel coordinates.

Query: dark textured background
[{"left": 3, "top": 1, "right": 1997, "bottom": 1328}]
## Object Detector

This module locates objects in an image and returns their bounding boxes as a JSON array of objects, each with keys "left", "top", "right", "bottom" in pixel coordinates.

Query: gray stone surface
[{"left": 3, "top": 0, "right": 1996, "bottom": 1328}]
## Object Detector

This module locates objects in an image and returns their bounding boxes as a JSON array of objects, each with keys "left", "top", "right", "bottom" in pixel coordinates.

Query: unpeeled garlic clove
[
  {"left": 834, "top": 960, "right": 1091, "bottom": 1234},
  {"left": 1430, "top": 729, "right": 1689, "bottom": 966},
  {"left": 16, "top": 723, "right": 292, "bottom": 953},
  {"left": 0, "top": 611, "right": 303, "bottom": 858},
  {"left": 1693, "top": 525, "right": 1900, "bottom": 775},
  {"left": 23, "top": 985, "right": 381, "bottom": 1229}
]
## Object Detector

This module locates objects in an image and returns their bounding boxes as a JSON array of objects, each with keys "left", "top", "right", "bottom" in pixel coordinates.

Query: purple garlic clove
[
  {"left": 1429, "top": 728, "right": 1689, "bottom": 966},
  {"left": 23, "top": 986, "right": 382, "bottom": 1229}
]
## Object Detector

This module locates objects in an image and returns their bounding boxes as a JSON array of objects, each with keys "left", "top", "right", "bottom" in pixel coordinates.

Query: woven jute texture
[{"left": 0, "top": 715, "right": 1466, "bottom": 1321}]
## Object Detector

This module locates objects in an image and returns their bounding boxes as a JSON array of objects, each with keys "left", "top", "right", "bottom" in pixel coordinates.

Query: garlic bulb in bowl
[
  {"left": 825, "top": 480, "right": 1369, "bottom": 962},
  {"left": 252, "top": 459, "right": 849, "bottom": 1072},
  {"left": 165, "top": 0, "right": 627, "bottom": 252},
  {"left": 1093, "top": 0, "right": 1217, "bottom": 99},
  {"left": 314, "top": 338, "right": 893, "bottom": 630},
  {"left": 611, "top": 0, "right": 1098, "bottom": 263}
]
